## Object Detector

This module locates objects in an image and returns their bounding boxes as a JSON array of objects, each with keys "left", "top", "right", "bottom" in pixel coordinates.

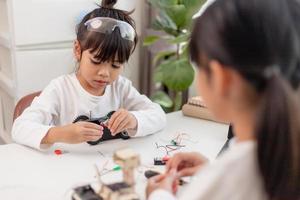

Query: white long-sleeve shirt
[
  {"left": 12, "top": 73, "right": 166, "bottom": 150},
  {"left": 149, "top": 141, "right": 268, "bottom": 200}
]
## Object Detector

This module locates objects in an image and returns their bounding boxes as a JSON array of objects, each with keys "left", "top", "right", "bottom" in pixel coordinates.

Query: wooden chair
[{"left": 13, "top": 91, "right": 41, "bottom": 122}]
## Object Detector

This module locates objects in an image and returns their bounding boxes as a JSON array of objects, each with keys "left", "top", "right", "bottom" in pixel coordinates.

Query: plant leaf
[
  {"left": 152, "top": 11, "right": 178, "bottom": 36},
  {"left": 153, "top": 51, "right": 176, "bottom": 65},
  {"left": 167, "top": 32, "right": 190, "bottom": 44},
  {"left": 179, "top": 42, "right": 189, "bottom": 59},
  {"left": 162, "top": 58, "right": 195, "bottom": 91},
  {"left": 153, "top": 64, "right": 164, "bottom": 82},
  {"left": 183, "top": 0, "right": 204, "bottom": 9},
  {"left": 165, "top": 5, "right": 187, "bottom": 29},
  {"left": 143, "top": 35, "right": 161, "bottom": 46},
  {"left": 151, "top": 91, "right": 173, "bottom": 108},
  {"left": 148, "top": 0, "right": 178, "bottom": 8},
  {"left": 183, "top": 0, "right": 207, "bottom": 28}
]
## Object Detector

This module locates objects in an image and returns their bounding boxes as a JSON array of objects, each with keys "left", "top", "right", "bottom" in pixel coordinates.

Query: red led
[{"left": 54, "top": 149, "right": 62, "bottom": 155}]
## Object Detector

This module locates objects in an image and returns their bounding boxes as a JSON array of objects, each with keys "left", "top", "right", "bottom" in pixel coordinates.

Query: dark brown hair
[
  {"left": 76, "top": 0, "right": 138, "bottom": 63},
  {"left": 189, "top": 0, "right": 300, "bottom": 199}
]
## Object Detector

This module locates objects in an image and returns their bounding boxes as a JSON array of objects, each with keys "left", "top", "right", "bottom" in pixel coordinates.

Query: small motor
[{"left": 73, "top": 111, "right": 130, "bottom": 145}]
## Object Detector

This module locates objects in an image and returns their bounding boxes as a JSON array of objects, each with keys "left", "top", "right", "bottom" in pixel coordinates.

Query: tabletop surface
[{"left": 0, "top": 111, "right": 229, "bottom": 200}]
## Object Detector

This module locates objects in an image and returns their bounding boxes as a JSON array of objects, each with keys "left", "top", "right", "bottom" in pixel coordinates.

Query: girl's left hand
[
  {"left": 146, "top": 169, "right": 178, "bottom": 198},
  {"left": 107, "top": 108, "right": 137, "bottom": 136}
]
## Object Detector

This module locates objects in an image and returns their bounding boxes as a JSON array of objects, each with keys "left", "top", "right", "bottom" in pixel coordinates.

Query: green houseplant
[{"left": 144, "top": 0, "right": 206, "bottom": 112}]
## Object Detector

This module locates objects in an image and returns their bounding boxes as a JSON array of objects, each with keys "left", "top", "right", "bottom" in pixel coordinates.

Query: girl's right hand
[
  {"left": 43, "top": 122, "right": 103, "bottom": 144},
  {"left": 166, "top": 152, "right": 208, "bottom": 177},
  {"left": 61, "top": 122, "right": 103, "bottom": 143}
]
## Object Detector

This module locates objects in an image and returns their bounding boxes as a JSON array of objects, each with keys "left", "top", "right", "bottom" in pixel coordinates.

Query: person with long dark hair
[{"left": 146, "top": 0, "right": 300, "bottom": 199}]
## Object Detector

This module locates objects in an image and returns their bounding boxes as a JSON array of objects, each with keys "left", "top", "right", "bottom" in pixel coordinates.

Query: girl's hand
[
  {"left": 107, "top": 108, "right": 137, "bottom": 136},
  {"left": 146, "top": 169, "right": 178, "bottom": 198},
  {"left": 43, "top": 122, "right": 103, "bottom": 144},
  {"left": 166, "top": 152, "right": 208, "bottom": 177},
  {"left": 60, "top": 122, "right": 103, "bottom": 143}
]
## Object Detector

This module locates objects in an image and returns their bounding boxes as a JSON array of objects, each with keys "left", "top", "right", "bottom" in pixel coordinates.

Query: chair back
[{"left": 13, "top": 91, "right": 41, "bottom": 122}]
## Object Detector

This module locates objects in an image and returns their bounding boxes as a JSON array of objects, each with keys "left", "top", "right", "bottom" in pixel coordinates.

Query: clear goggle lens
[{"left": 84, "top": 17, "right": 135, "bottom": 42}]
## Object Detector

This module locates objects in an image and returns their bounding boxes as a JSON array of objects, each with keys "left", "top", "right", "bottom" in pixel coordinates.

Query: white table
[{"left": 0, "top": 111, "right": 229, "bottom": 200}]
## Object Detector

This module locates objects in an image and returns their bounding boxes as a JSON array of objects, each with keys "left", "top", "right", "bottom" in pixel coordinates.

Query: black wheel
[
  {"left": 73, "top": 115, "right": 89, "bottom": 123},
  {"left": 120, "top": 131, "right": 130, "bottom": 140},
  {"left": 87, "top": 140, "right": 101, "bottom": 145},
  {"left": 106, "top": 111, "right": 115, "bottom": 118}
]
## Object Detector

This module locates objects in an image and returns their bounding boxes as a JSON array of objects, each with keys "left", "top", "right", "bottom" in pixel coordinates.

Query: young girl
[
  {"left": 146, "top": 0, "right": 300, "bottom": 199},
  {"left": 12, "top": 0, "right": 166, "bottom": 150}
]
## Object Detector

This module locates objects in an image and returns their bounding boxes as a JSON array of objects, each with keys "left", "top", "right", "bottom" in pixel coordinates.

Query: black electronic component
[
  {"left": 73, "top": 111, "right": 130, "bottom": 145},
  {"left": 154, "top": 157, "right": 166, "bottom": 165},
  {"left": 72, "top": 184, "right": 102, "bottom": 200},
  {"left": 144, "top": 170, "right": 187, "bottom": 186},
  {"left": 144, "top": 170, "right": 160, "bottom": 179},
  {"left": 106, "top": 182, "right": 131, "bottom": 192}
]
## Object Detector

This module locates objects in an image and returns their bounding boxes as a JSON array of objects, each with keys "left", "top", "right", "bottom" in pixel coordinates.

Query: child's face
[{"left": 77, "top": 49, "right": 124, "bottom": 96}]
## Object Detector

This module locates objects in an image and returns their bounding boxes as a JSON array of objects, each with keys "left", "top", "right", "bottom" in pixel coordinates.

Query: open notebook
[{"left": 182, "top": 96, "right": 228, "bottom": 124}]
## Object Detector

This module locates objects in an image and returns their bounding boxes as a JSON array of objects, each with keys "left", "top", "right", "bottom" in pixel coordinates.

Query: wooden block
[
  {"left": 182, "top": 104, "right": 228, "bottom": 124},
  {"left": 113, "top": 149, "right": 140, "bottom": 168}
]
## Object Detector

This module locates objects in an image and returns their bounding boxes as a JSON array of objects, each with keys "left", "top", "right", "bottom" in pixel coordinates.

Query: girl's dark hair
[
  {"left": 76, "top": 0, "right": 138, "bottom": 63},
  {"left": 190, "top": 0, "right": 300, "bottom": 199},
  {"left": 287, "top": 0, "right": 300, "bottom": 89}
]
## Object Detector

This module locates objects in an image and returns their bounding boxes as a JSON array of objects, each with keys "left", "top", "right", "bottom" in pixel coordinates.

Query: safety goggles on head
[{"left": 84, "top": 17, "right": 135, "bottom": 42}]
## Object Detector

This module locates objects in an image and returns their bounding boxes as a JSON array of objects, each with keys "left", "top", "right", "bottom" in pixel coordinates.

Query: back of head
[
  {"left": 76, "top": 0, "right": 138, "bottom": 63},
  {"left": 190, "top": 0, "right": 300, "bottom": 199},
  {"left": 286, "top": 0, "right": 300, "bottom": 88}
]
